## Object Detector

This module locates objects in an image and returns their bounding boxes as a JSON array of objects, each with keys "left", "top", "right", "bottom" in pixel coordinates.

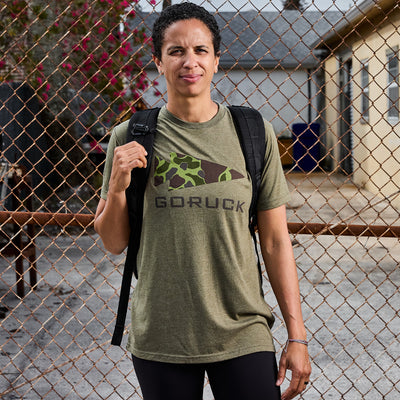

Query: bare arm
[
  {"left": 257, "top": 205, "right": 311, "bottom": 400},
  {"left": 94, "top": 141, "right": 148, "bottom": 254}
]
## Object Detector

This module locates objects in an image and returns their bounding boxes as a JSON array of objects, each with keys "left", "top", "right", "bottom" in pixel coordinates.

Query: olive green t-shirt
[{"left": 101, "top": 105, "right": 290, "bottom": 363}]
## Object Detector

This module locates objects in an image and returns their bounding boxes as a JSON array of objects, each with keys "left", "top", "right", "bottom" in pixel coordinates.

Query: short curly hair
[{"left": 151, "top": 2, "right": 221, "bottom": 60}]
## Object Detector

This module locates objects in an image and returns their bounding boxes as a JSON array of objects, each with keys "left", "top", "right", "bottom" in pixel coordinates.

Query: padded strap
[
  {"left": 227, "top": 105, "right": 265, "bottom": 228},
  {"left": 111, "top": 108, "right": 160, "bottom": 346},
  {"left": 228, "top": 106, "right": 266, "bottom": 295}
]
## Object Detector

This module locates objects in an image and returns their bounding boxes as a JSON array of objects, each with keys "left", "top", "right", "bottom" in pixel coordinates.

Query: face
[{"left": 153, "top": 19, "right": 220, "bottom": 101}]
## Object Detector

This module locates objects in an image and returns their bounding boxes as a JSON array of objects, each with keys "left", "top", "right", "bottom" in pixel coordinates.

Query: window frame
[
  {"left": 360, "top": 59, "right": 369, "bottom": 122},
  {"left": 386, "top": 47, "right": 399, "bottom": 123}
]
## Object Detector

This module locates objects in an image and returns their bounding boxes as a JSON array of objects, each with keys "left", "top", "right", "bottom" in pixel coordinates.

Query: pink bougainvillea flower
[
  {"left": 82, "top": 59, "right": 92, "bottom": 72},
  {"left": 4, "top": 0, "right": 152, "bottom": 128},
  {"left": 82, "top": 37, "right": 90, "bottom": 50},
  {"left": 113, "top": 90, "right": 127, "bottom": 98},
  {"left": 61, "top": 63, "right": 73, "bottom": 72},
  {"left": 90, "top": 140, "right": 103, "bottom": 154}
]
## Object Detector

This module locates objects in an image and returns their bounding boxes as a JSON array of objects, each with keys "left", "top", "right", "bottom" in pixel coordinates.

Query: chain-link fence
[{"left": 1, "top": 0, "right": 399, "bottom": 398}]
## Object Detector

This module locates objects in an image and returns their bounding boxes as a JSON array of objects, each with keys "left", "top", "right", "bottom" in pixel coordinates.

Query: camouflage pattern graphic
[{"left": 154, "top": 153, "right": 244, "bottom": 190}]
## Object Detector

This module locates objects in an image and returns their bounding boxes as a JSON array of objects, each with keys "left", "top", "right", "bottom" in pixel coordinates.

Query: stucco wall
[
  {"left": 323, "top": 11, "right": 400, "bottom": 207},
  {"left": 352, "top": 18, "right": 400, "bottom": 205}
]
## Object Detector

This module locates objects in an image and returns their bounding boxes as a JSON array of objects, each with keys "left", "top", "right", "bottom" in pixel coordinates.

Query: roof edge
[{"left": 315, "top": 0, "right": 396, "bottom": 48}]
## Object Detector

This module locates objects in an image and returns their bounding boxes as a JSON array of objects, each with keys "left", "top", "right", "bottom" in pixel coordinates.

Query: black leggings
[{"left": 132, "top": 351, "right": 281, "bottom": 400}]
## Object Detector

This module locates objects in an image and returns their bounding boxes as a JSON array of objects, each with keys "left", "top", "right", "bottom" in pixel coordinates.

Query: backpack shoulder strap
[
  {"left": 227, "top": 105, "right": 266, "bottom": 227},
  {"left": 125, "top": 107, "right": 160, "bottom": 275},
  {"left": 227, "top": 105, "right": 266, "bottom": 293},
  {"left": 126, "top": 107, "right": 161, "bottom": 169},
  {"left": 111, "top": 107, "right": 160, "bottom": 346}
]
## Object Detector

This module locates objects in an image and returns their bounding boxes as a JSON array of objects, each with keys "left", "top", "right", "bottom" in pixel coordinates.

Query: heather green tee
[{"left": 101, "top": 105, "right": 290, "bottom": 363}]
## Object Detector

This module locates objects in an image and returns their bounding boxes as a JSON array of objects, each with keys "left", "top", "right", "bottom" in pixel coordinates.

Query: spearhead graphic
[{"left": 154, "top": 153, "right": 244, "bottom": 190}]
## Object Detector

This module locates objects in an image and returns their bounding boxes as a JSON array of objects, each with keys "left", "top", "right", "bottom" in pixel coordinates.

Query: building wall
[
  {"left": 144, "top": 68, "right": 319, "bottom": 138},
  {"left": 323, "top": 10, "right": 400, "bottom": 207},
  {"left": 351, "top": 16, "right": 400, "bottom": 205}
]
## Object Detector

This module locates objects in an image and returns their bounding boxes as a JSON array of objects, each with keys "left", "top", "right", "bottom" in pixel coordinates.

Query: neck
[{"left": 166, "top": 97, "right": 218, "bottom": 123}]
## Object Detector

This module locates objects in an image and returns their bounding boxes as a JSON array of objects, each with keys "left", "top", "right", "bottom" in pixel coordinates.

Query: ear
[
  {"left": 214, "top": 52, "right": 220, "bottom": 74},
  {"left": 153, "top": 55, "right": 163, "bottom": 74}
]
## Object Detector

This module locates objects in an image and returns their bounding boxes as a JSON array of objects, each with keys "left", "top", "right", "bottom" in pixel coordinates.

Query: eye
[
  {"left": 169, "top": 48, "right": 183, "bottom": 56},
  {"left": 196, "top": 48, "right": 208, "bottom": 54}
]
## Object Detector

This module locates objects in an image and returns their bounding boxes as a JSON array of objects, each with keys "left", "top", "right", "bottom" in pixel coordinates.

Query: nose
[{"left": 182, "top": 51, "right": 198, "bottom": 68}]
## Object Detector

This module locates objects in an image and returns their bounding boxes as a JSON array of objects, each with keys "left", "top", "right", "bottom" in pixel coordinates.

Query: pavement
[{"left": 1, "top": 172, "right": 399, "bottom": 399}]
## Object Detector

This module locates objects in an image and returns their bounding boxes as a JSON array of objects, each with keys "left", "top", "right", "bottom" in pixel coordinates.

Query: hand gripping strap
[{"left": 111, "top": 108, "right": 160, "bottom": 346}]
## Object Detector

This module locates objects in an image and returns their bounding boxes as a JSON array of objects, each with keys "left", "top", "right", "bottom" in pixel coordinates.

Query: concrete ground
[{"left": 1, "top": 172, "right": 399, "bottom": 399}]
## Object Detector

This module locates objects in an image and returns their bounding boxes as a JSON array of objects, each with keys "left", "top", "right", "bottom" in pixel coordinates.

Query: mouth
[{"left": 180, "top": 74, "right": 202, "bottom": 83}]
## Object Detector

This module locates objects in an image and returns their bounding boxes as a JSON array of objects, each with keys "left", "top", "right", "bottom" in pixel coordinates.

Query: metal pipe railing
[{"left": 1, "top": 211, "right": 399, "bottom": 238}]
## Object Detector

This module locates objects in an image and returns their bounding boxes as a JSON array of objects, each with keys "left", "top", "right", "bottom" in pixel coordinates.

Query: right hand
[{"left": 108, "top": 141, "right": 148, "bottom": 194}]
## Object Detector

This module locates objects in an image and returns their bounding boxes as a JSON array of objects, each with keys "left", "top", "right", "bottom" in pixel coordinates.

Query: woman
[{"left": 95, "top": 3, "right": 311, "bottom": 400}]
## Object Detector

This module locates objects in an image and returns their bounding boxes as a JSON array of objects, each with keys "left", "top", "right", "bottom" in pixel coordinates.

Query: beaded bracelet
[{"left": 284, "top": 339, "right": 309, "bottom": 352}]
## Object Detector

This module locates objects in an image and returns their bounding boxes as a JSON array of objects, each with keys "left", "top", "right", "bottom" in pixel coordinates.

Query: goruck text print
[{"left": 154, "top": 152, "right": 247, "bottom": 213}]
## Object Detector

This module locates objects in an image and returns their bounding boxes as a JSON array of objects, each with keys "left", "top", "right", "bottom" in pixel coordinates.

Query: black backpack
[{"left": 111, "top": 105, "right": 266, "bottom": 346}]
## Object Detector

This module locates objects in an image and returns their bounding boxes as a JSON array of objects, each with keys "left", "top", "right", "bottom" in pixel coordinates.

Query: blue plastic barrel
[{"left": 292, "top": 123, "right": 320, "bottom": 171}]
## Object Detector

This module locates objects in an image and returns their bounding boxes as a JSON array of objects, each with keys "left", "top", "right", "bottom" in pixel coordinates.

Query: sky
[{"left": 140, "top": 0, "right": 364, "bottom": 12}]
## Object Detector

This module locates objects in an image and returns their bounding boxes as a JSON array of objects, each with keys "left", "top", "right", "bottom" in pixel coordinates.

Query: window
[
  {"left": 360, "top": 60, "right": 369, "bottom": 120},
  {"left": 387, "top": 47, "right": 399, "bottom": 121}
]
